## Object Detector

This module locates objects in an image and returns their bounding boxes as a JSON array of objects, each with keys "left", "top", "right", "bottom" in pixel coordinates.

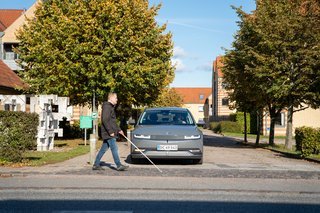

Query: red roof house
[
  {"left": 0, "top": 60, "right": 27, "bottom": 94},
  {"left": 0, "top": 9, "right": 24, "bottom": 31},
  {"left": 173, "top": 87, "right": 211, "bottom": 104}
]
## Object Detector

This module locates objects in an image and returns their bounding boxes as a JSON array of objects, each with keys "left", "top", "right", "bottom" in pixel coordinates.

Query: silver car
[{"left": 130, "top": 107, "right": 203, "bottom": 164}]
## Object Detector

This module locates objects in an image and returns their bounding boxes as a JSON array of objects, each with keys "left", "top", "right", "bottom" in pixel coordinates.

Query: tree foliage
[
  {"left": 150, "top": 87, "right": 184, "bottom": 107},
  {"left": 16, "top": 0, "right": 174, "bottom": 107},
  {"left": 223, "top": 0, "right": 320, "bottom": 146}
]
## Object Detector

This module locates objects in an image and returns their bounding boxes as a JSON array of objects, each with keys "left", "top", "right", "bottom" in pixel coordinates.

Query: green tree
[
  {"left": 16, "top": 0, "right": 174, "bottom": 109},
  {"left": 253, "top": 0, "right": 320, "bottom": 149},
  {"left": 225, "top": 0, "right": 320, "bottom": 146},
  {"left": 223, "top": 7, "right": 274, "bottom": 145}
]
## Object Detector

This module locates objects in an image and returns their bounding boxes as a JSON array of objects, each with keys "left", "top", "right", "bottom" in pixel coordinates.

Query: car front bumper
[{"left": 131, "top": 149, "right": 203, "bottom": 159}]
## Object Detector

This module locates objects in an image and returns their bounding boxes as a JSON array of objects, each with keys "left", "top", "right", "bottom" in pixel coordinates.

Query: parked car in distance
[{"left": 130, "top": 107, "right": 203, "bottom": 164}]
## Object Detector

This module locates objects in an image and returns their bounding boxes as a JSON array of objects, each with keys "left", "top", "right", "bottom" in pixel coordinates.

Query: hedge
[
  {"left": 209, "top": 121, "right": 242, "bottom": 133},
  {"left": 230, "top": 112, "right": 251, "bottom": 133},
  {"left": 209, "top": 122, "right": 220, "bottom": 133},
  {"left": 295, "top": 126, "right": 320, "bottom": 157},
  {"left": 59, "top": 118, "right": 83, "bottom": 139},
  {"left": 0, "top": 111, "right": 39, "bottom": 162}
]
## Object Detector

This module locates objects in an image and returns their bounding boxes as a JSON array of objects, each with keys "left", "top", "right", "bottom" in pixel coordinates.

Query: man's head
[{"left": 108, "top": 92, "right": 118, "bottom": 105}]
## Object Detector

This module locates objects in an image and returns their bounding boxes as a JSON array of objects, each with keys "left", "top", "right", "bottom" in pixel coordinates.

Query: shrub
[
  {"left": 0, "top": 111, "right": 38, "bottom": 162},
  {"left": 220, "top": 121, "right": 242, "bottom": 133},
  {"left": 59, "top": 118, "right": 84, "bottom": 139},
  {"left": 295, "top": 126, "right": 320, "bottom": 157},
  {"left": 209, "top": 121, "right": 242, "bottom": 133},
  {"left": 230, "top": 112, "right": 251, "bottom": 133},
  {"left": 209, "top": 122, "right": 220, "bottom": 133}
]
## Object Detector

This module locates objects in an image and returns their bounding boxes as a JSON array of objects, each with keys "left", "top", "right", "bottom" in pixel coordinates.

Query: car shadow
[
  {"left": 203, "top": 134, "right": 263, "bottom": 149},
  {"left": 124, "top": 155, "right": 197, "bottom": 165}
]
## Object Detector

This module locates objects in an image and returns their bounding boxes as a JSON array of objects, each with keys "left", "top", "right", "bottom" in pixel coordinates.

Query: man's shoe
[
  {"left": 116, "top": 164, "right": 129, "bottom": 171},
  {"left": 92, "top": 165, "right": 104, "bottom": 170}
]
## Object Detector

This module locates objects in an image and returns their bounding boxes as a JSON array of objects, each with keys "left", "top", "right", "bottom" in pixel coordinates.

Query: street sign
[
  {"left": 80, "top": 116, "right": 92, "bottom": 129},
  {"left": 91, "top": 112, "right": 98, "bottom": 120}
]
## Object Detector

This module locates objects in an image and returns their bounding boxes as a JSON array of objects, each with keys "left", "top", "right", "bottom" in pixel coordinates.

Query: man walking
[{"left": 92, "top": 92, "right": 129, "bottom": 171}]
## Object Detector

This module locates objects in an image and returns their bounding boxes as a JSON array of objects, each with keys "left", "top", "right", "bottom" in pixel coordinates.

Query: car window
[{"left": 139, "top": 110, "right": 195, "bottom": 125}]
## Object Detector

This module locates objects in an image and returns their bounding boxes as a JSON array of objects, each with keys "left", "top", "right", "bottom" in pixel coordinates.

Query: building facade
[
  {"left": 173, "top": 87, "right": 212, "bottom": 125},
  {"left": 212, "top": 56, "right": 236, "bottom": 121}
]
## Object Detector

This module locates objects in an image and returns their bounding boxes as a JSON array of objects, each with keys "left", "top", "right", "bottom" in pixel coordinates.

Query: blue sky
[{"left": 1, "top": 0, "right": 256, "bottom": 88}]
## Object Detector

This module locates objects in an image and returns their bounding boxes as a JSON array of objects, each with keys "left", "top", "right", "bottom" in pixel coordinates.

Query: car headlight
[
  {"left": 133, "top": 134, "right": 151, "bottom": 139},
  {"left": 184, "top": 135, "right": 201, "bottom": 140}
]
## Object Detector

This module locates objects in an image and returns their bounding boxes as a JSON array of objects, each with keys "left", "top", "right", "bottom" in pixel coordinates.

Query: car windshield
[{"left": 139, "top": 110, "right": 195, "bottom": 125}]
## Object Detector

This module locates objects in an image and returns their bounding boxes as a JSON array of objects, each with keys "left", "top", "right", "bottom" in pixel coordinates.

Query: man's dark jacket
[{"left": 101, "top": 101, "right": 121, "bottom": 140}]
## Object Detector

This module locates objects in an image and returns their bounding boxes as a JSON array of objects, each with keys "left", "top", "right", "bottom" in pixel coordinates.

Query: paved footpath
[{"left": 1, "top": 129, "right": 319, "bottom": 179}]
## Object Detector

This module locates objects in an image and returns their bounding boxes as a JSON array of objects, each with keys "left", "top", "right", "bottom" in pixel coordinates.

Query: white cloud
[
  {"left": 157, "top": 18, "right": 224, "bottom": 33},
  {"left": 172, "top": 46, "right": 188, "bottom": 72},
  {"left": 173, "top": 46, "right": 187, "bottom": 58},
  {"left": 171, "top": 58, "right": 186, "bottom": 72}
]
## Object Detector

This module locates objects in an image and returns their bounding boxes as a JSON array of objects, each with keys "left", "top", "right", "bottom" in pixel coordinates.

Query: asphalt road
[
  {"left": 1, "top": 175, "right": 320, "bottom": 212},
  {"left": 0, "top": 129, "right": 319, "bottom": 212}
]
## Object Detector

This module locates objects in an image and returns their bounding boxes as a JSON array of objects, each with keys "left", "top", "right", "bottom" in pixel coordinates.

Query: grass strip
[{"left": 0, "top": 139, "right": 100, "bottom": 167}]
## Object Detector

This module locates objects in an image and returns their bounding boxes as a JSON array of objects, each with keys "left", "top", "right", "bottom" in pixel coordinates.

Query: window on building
[
  {"left": 275, "top": 112, "right": 285, "bottom": 126},
  {"left": 199, "top": 94, "right": 204, "bottom": 100},
  {"left": 5, "top": 52, "right": 15, "bottom": 60},
  {"left": 4, "top": 44, "right": 19, "bottom": 60},
  {"left": 198, "top": 106, "right": 204, "bottom": 112},
  {"left": 4, "top": 104, "right": 10, "bottom": 111},
  {"left": 222, "top": 98, "right": 229, "bottom": 106}
]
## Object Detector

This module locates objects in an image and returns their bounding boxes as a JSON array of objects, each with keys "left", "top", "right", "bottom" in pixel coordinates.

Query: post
[
  {"left": 84, "top": 128, "right": 87, "bottom": 146},
  {"left": 92, "top": 93, "right": 97, "bottom": 135},
  {"left": 89, "top": 93, "right": 97, "bottom": 165},
  {"left": 90, "top": 133, "right": 96, "bottom": 165},
  {"left": 127, "top": 130, "right": 131, "bottom": 147}
]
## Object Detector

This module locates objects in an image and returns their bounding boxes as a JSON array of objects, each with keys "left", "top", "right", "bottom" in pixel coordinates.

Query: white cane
[{"left": 121, "top": 133, "right": 163, "bottom": 173}]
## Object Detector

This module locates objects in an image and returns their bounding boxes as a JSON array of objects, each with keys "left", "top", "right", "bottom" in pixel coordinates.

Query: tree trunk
[
  {"left": 269, "top": 118, "right": 275, "bottom": 146},
  {"left": 285, "top": 103, "right": 293, "bottom": 150},
  {"left": 255, "top": 110, "right": 261, "bottom": 145},
  {"left": 268, "top": 108, "right": 276, "bottom": 146},
  {"left": 117, "top": 104, "right": 132, "bottom": 141},
  {"left": 244, "top": 111, "right": 248, "bottom": 143},
  {"left": 120, "top": 115, "right": 129, "bottom": 140}
]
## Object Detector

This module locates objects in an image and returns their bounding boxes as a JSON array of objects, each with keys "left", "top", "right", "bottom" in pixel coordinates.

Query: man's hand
[{"left": 119, "top": 130, "right": 124, "bottom": 136}]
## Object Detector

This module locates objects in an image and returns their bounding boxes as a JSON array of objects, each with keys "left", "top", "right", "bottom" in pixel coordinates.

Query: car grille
[{"left": 151, "top": 135, "right": 184, "bottom": 140}]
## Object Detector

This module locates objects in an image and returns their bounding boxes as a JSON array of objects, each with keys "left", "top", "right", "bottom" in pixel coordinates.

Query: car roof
[{"left": 145, "top": 107, "right": 188, "bottom": 112}]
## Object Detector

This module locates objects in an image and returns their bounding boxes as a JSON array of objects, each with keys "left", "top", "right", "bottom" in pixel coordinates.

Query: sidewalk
[
  {"left": 0, "top": 141, "right": 131, "bottom": 175},
  {"left": 201, "top": 128, "right": 294, "bottom": 145}
]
